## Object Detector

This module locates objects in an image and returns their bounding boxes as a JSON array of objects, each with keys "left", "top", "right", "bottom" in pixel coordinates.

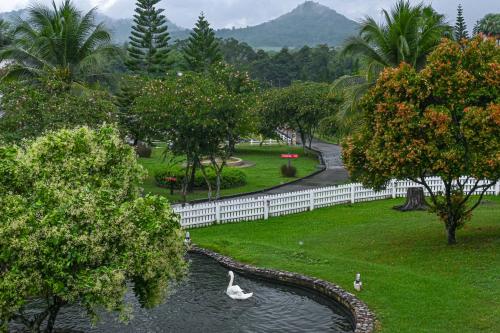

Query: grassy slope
[
  {"left": 139, "top": 144, "right": 320, "bottom": 202},
  {"left": 191, "top": 197, "right": 500, "bottom": 333}
]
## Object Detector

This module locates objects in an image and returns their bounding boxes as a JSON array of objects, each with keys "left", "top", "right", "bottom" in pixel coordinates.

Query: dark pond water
[{"left": 11, "top": 254, "right": 353, "bottom": 332}]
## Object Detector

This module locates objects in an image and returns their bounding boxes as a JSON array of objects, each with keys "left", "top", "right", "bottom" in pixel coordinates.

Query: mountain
[
  {"left": 0, "top": 9, "right": 188, "bottom": 45},
  {"left": 216, "top": 1, "right": 359, "bottom": 48},
  {"left": 0, "top": 1, "right": 358, "bottom": 48}
]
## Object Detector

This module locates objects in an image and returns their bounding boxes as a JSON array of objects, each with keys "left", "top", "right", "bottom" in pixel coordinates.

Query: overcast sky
[{"left": 1, "top": 1, "right": 497, "bottom": 30}]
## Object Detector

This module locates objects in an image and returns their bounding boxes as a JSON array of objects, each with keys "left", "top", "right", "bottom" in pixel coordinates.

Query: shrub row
[{"left": 155, "top": 166, "right": 247, "bottom": 190}]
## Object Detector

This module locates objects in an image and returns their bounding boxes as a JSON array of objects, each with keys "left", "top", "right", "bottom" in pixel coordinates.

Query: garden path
[{"left": 222, "top": 138, "right": 349, "bottom": 201}]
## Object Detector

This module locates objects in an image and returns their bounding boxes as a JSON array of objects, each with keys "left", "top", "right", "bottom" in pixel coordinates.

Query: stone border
[{"left": 189, "top": 246, "right": 375, "bottom": 333}]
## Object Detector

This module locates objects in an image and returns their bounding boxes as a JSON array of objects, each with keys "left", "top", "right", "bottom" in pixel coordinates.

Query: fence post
[
  {"left": 309, "top": 190, "right": 315, "bottom": 211},
  {"left": 391, "top": 179, "right": 396, "bottom": 199},
  {"left": 350, "top": 183, "right": 355, "bottom": 204},
  {"left": 215, "top": 202, "right": 221, "bottom": 224},
  {"left": 496, "top": 181, "right": 500, "bottom": 196},
  {"left": 263, "top": 198, "right": 269, "bottom": 220}
]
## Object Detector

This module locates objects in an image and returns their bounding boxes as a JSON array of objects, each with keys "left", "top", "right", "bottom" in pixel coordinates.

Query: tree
[
  {"left": 0, "top": 19, "right": 12, "bottom": 48},
  {"left": 0, "top": 126, "right": 186, "bottom": 332},
  {"left": 0, "top": 78, "right": 117, "bottom": 143},
  {"left": 473, "top": 13, "right": 500, "bottom": 39},
  {"left": 335, "top": 0, "right": 452, "bottom": 133},
  {"left": 257, "top": 82, "right": 335, "bottom": 149},
  {"left": 132, "top": 69, "right": 254, "bottom": 201},
  {"left": 182, "top": 13, "right": 222, "bottom": 72},
  {"left": 0, "top": 0, "right": 117, "bottom": 84},
  {"left": 126, "top": 0, "right": 171, "bottom": 75},
  {"left": 115, "top": 75, "right": 151, "bottom": 145},
  {"left": 454, "top": 4, "right": 469, "bottom": 41},
  {"left": 342, "top": 37, "right": 500, "bottom": 245}
]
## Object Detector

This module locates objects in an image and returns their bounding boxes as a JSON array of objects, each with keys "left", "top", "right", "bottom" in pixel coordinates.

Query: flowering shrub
[
  {"left": 342, "top": 37, "right": 500, "bottom": 244},
  {"left": 0, "top": 126, "right": 186, "bottom": 332}
]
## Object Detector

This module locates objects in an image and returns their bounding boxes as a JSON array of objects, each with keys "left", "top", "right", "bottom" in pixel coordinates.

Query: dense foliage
[
  {"left": 257, "top": 82, "right": 336, "bottom": 148},
  {"left": 132, "top": 67, "right": 255, "bottom": 200},
  {"left": 0, "top": 126, "right": 186, "bottom": 332},
  {"left": 126, "top": 0, "right": 171, "bottom": 75},
  {"left": 0, "top": 80, "right": 117, "bottom": 143},
  {"left": 342, "top": 37, "right": 500, "bottom": 244},
  {"left": 182, "top": 14, "right": 222, "bottom": 72},
  {"left": 0, "top": 0, "right": 117, "bottom": 83}
]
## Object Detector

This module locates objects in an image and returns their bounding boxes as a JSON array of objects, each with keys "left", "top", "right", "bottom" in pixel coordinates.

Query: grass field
[
  {"left": 139, "top": 144, "right": 320, "bottom": 202},
  {"left": 191, "top": 197, "right": 500, "bottom": 333}
]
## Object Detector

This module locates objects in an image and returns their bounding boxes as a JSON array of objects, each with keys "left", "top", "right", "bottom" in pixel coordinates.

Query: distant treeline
[{"left": 170, "top": 38, "right": 359, "bottom": 87}]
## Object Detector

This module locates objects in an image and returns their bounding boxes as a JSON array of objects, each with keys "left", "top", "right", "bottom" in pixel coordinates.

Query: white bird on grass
[
  {"left": 354, "top": 273, "right": 362, "bottom": 291},
  {"left": 226, "top": 271, "right": 253, "bottom": 300}
]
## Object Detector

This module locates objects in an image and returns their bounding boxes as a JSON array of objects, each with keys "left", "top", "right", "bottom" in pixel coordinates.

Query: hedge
[{"left": 155, "top": 166, "right": 247, "bottom": 190}]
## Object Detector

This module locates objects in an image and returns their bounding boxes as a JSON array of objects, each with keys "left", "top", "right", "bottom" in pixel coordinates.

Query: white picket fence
[{"left": 172, "top": 177, "right": 500, "bottom": 228}]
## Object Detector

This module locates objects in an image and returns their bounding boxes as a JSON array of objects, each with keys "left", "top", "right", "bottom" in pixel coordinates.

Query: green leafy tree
[
  {"left": 335, "top": 0, "right": 452, "bottom": 133},
  {"left": 0, "top": 79, "right": 117, "bottom": 143},
  {"left": 342, "top": 37, "right": 500, "bottom": 245},
  {"left": 182, "top": 13, "right": 222, "bottom": 72},
  {"left": 454, "top": 4, "right": 469, "bottom": 40},
  {"left": 257, "top": 82, "right": 335, "bottom": 149},
  {"left": 132, "top": 70, "right": 254, "bottom": 200},
  {"left": 0, "top": 0, "right": 117, "bottom": 84},
  {"left": 126, "top": 0, "right": 171, "bottom": 75},
  {"left": 0, "top": 126, "right": 186, "bottom": 333}
]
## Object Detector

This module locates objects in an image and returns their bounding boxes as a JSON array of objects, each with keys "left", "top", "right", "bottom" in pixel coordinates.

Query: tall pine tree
[
  {"left": 127, "top": 0, "right": 170, "bottom": 75},
  {"left": 182, "top": 13, "right": 222, "bottom": 72},
  {"left": 454, "top": 4, "right": 469, "bottom": 41}
]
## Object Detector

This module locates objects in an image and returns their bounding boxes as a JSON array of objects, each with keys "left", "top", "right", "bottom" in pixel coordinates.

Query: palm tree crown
[
  {"left": 0, "top": 0, "right": 117, "bottom": 83},
  {"left": 343, "top": 0, "right": 452, "bottom": 73},
  {"left": 332, "top": 1, "right": 452, "bottom": 134}
]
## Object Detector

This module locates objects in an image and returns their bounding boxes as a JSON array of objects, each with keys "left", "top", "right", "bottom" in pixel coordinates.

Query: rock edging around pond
[{"left": 189, "top": 246, "right": 375, "bottom": 333}]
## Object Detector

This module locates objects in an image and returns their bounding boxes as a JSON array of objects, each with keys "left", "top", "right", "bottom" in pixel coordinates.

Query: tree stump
[{"left": 393, "top": 187, "right": 429, "bottom": 211}]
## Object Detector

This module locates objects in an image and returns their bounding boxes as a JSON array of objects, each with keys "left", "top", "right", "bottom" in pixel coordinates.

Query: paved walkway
[{"left": 228, "top": 138, "right": 349, "bottom": 200}]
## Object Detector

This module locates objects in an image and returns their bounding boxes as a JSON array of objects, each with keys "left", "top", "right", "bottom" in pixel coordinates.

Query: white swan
[{"left": 226, "top": 271, "right": 253, "bottom": 300}]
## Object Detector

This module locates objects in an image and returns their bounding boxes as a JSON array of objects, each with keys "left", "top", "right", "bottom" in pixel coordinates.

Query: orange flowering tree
[{"left": 342, "top": 37, "right": 500, "bottom": 244}]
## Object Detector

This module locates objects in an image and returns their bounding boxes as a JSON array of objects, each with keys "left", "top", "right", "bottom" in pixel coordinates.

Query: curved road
[{"left": 231, "top": 138, "right": 349, "bottom": 200}]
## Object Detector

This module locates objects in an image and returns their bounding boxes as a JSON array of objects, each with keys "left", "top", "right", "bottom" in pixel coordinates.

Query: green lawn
[
  {"left": 191, "top": 197, "right": 500, "bottom": 333},
  {"left": 139, "top": 144, "right": 320, "bottom": 202}
]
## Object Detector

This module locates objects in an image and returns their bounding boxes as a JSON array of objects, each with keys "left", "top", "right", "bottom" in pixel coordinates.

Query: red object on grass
[
  {"left": 164, "top": 177, "right": 177, "bottom": 182},
  {"left": 281, "top": 154, "right": 299, "bottom": 159}
]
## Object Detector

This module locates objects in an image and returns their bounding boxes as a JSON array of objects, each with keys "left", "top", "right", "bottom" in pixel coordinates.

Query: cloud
[{"left": 2, "top": 0, "right": 499, "bottom": 31}]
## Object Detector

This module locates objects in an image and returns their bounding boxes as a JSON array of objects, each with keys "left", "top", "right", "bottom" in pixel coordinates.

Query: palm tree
[
  {"left": 473, "top": 13, "right": 500, "bottom": 42},
  {"left": 0, "top": 0, "right": 117, "bottom": 83},
  {"left": 333, "top": 0, "right": 452, "bottom": 132}
]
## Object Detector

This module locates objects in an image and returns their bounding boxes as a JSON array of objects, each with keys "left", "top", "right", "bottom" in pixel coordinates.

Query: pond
[{"left": 11, "top": 254, "right": 354, "bottom": 332}]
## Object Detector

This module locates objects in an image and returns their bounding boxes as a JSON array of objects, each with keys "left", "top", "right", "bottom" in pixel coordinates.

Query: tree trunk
[
  {"left": 188, "top": 161, "right": 197, "bottom": 193},
  {"left": 44, "top": 298, "right": 62, "bottom": 333},
  {"left": 393, "top": 187, "right": 429, "bottom": 211},
  {"left": 447, "top": 225, "right": 457, "bottom": 245}
]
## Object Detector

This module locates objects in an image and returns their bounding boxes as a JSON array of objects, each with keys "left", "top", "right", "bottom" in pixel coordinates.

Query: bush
[
  {"left": 155, "top": 167, "right": 247, "bottom": 190},
  {"left": 281, "top": 164, "right": 297, "bottom": 177},
  {"left": 0, "top": 126, "right": 186, "bottom": 331}
]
